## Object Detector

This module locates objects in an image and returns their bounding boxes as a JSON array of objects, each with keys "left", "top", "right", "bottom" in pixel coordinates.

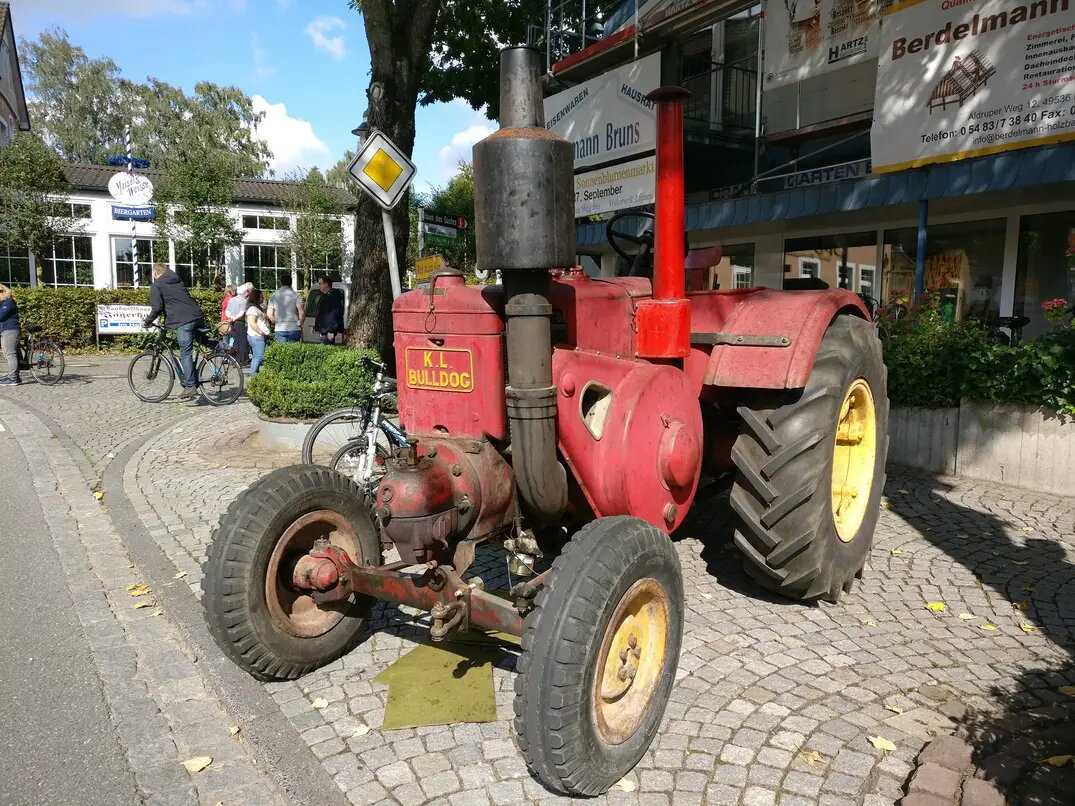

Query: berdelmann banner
[{"left": 871, "top": 0, "right": 1075, "bottom": 173}]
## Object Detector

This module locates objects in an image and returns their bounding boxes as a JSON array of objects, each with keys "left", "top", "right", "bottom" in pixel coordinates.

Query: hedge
[
  {"left": 10, "top": 287, "right": 226, "bottom": 351},
  {"left": 246, "top": 342, "right": 380, "bottom": 420},
  {"left": 882, "top": 304, "right": 1075, "bottom": 415}
]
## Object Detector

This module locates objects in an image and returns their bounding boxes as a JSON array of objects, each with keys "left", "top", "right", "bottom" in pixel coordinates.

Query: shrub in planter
[{"left": 246, "top": 342, "right": 380, "bottom": 420}]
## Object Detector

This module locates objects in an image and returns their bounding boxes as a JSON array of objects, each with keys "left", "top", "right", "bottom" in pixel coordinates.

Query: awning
[{"left": 577, "top": 142, "right": 1075, "bottom": 246}]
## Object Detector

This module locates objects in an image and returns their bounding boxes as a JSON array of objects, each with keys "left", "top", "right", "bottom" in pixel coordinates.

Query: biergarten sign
[{"left": 872, "top": 0, "right": 1075, "bottom": 172}]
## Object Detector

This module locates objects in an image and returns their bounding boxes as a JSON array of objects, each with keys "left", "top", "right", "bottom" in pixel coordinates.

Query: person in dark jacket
[
  {"left": 313, "top": 275, "right": 345, "bottom": 345},
  {"left": 144, "top": 263, "right": 205, "bottom": 399},
  {"left": 0, "top": 283, "right": 20, "bottom": 385}
]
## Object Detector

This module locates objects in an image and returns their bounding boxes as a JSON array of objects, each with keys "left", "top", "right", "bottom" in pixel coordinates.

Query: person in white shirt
[
  {"left": 267, "top": 277, "right": 304, "bottom": 343},
  {"left": 245, "top": 289, "right": 272, "bottom": 375},
  {"left": 225, "top": 282, "right": 253, "bottom": 367}
]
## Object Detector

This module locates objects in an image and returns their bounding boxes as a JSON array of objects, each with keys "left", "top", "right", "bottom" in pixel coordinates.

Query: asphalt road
[{"left": 0, "top": 417, "right": 140, "bottom": 806}]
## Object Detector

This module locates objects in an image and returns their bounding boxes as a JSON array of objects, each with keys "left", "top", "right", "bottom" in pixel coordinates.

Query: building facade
[
  {"left": 0, "top": 2, "right": 31, "bottom": 146},
  {"left": 540, "top": 0, "right": 1075, "bottom": 339},
  {"left": 0, "top": 164, "right": 356, "bottom": 293}
]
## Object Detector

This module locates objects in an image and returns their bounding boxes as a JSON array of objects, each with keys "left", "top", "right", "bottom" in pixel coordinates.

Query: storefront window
[
  {"left": 114, "top": 237, "right": 167, "bottom": 288},
  {"left": 783, "top": 232, "right": 877, "bottom": 291},
  {"left": 705, "top": 242, "right": 755, "bottom": 289},
  {"left": 882, "top": 219, "right": 1006, "bottom": 325},
  {"left": 244, "top": 244, "right": 293, "bottom": 290},
  {"left": 1015, "top": 211, "right": 1075, "bottom": 340},
  {"left": 174, "top": 243, "right": 223, "bottom": 289},
  {"left": 0, "top": 244, "right": 31, "bottom": 286},
  {"left": 39, "top": 235, "right": 94, "bottom": 287}
]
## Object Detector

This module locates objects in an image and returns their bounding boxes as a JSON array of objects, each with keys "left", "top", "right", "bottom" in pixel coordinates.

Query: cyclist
[
  {"left": 0, "top": 283, "right": 20, "bottom": 385},
  {"left": 144, "top": 263, "right": 205, "bottom": 400}
]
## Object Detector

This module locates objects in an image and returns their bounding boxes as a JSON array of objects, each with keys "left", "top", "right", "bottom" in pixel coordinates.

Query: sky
[{"left": 6, "top": 0, "right": 496, "bottom": 192}]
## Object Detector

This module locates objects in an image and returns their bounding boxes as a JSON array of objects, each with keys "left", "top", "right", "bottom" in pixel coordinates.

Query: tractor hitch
[{"left": 292, "top": 545, "right": 525, "bottom": 640}]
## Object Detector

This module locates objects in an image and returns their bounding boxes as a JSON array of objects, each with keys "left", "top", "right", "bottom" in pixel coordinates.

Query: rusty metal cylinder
[{"left": 473, "top": 46, "right": 575, "bottom": 272}]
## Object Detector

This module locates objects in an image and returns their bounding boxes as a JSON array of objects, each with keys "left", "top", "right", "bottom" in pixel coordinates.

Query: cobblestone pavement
[
  {"left": 6, "top": 359, "right": 1075, "bottom": 806},
  {"left": 0, "top": 392, "right": 284, "bottom": 806}
]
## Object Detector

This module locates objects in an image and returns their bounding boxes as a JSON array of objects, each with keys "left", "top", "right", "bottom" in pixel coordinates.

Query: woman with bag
[
  {"left": 225, "top": 282, "right": 252, "bottom": 366},
  {"left": 245, "top": 289, "right": 272, "bottom": 375}
]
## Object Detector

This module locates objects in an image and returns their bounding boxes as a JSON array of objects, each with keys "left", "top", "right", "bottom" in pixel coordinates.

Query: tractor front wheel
[
  {"left": 730, "top": 314, "right": 888, "bottom": 601},
  {"left": 202, "top": 465, "right": 382, "bottom": 681},
  {"left": 514, "top": 516, "right": 684, "bottom": 796}
]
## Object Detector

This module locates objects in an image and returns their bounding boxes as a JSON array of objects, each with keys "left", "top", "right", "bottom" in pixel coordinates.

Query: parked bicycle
[
  {"left": 16, "top": 325, "right": 65, "bottom": 385},
  {"left": 301, "top": 355, "right": 408, "bottom": 486},
  {"left": 127, "top": 323, "right": 244, "bottom": 406}
]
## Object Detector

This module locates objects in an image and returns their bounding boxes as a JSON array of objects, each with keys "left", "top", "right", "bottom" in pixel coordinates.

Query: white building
[
  {"left": 1, "top": 163, "right": 357, "bottom": 291},
  {"left": 0, "top": 2, "right": 31, "bottom": 146}
]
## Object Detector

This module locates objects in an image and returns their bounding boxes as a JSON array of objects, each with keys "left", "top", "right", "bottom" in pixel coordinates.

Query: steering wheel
[{"left": 606, "top": 211, "right": 655, "bottom": 260}]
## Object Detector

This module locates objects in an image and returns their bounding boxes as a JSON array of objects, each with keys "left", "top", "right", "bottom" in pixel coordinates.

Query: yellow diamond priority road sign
[{"left": 346, "top": 130, "right": 416, "bottom": 210}]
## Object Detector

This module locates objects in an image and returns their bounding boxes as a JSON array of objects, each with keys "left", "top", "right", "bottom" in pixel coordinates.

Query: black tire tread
[{"left": 127, "top": 349, "right": 174, "bottom": 402}]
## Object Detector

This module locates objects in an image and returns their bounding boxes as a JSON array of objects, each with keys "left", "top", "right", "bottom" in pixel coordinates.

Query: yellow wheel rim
[
  {"left": 831, "top": 378, "right": 877, "bottom": 543},
  {"left": 592, "top": 579, "right": 669, "bottom": 745}
]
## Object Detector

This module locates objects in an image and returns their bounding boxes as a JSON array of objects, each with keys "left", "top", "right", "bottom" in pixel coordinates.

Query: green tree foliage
[
  {"left": 21, "top": 28, "right": 271, "bottom": 177},
  {"left": 152, "top": 153, "right": 243, "bottom": 285},
  {"left": 0, "top": 131, "right": 76, "bottom": 256},
  {"left": 278, "top": 169, "right": 348, "bottom": 290}
]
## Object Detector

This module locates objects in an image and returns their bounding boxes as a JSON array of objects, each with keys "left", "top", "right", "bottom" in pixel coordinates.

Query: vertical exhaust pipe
[{"left": 472, "top": 46, "right": 573, "bottom": 526}]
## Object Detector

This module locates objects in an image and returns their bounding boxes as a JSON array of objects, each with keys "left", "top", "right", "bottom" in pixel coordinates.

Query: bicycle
[
  {"left": 127, "top": 323, "right": 244, "bottom": 406},
  {"left": 301, "top": 355, "right": 408, "bottom": 486},
  {"left": 15, "top": 326, "right": 65, "bottom": 385}
]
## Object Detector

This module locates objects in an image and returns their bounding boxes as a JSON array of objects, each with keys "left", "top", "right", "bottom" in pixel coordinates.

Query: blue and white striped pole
[{"left": 126, "top": 125, "right": 139, "bottom": 289}]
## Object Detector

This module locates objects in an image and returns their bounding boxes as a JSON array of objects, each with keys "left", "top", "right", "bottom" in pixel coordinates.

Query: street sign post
[{"left": 346, "top": 130, "right": 418, "bottom": 299}]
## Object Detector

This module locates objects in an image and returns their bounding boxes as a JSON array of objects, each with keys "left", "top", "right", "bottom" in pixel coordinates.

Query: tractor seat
[{"left": 24, "top": 324, "right": 42, "bottom": 334}]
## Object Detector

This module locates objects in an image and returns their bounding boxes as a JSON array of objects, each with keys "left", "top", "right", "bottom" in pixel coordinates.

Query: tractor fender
[{"left": 699, "top": 288, "right": 868, "bottom": 389}]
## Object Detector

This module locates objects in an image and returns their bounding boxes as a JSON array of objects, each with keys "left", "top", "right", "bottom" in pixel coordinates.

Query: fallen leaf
[
  {"left": 181, "top": 756, "right": 212, "bottom": 773},
  {"left": 128, "top": 584, "right": 150, "bottom": 597},
  {"left": 1022, "top": 526, "right": 1035, "bottom": 532},
  {"left": 890, "top": 549, "right": 904, "bottom": 556},
  {"left": 1039, "top": 755, "right": 1074, "bottom": 767},
  {"left": 616, "top": 778, "right": 637, "bottom": 792},
  {"left": 980, "top": 624, "right": 997, "bottom": 632},
  {"left": 353, "top": 724, "right": 371, "bottom": 736},
  {"left": 869, "top": 735, "right": 897, "bottom": 753},
  {"left": 311, "top": 698, "right": 328, "bottom": 709},
  {"left": 880, "top": 501, "right": 892, "bottom": 509},
  {"left": 863, "top": 618, "right": 878, "bottom": 627},
  {"left": 799, "top": 749, "right": 825, "bottom": 765},
  {"left": 174, "top": 571, "right": 187, "bottom": 579},
  {"left": 957, "top": 613, "right": 976, "bottom": 621},
  {"left": 1059, "top": 686, "right": 1075, "bottom": 697},
  {"left": 1014, "top": 602, "right": 1029, "bottom": 612},
  {"left": 132, "top": 602, "right": 152, "bottom": 609},
  {"left": 1012, "top": 560, "right": 1029, "bottom": 566},
  {"left": 699, "top": 593, "right": 712, "bottom": 600},
  {"left": 884, "top": 703, "right": 904, "bottom": 714},
  {"left": 896, "top": 489, "right": 911, "bottom": 495},
  {"left": 1020, "top": 623, "right": 1037, "bottom": 633},
  {"left": 151, "top": 609, "right": 163, "bottom": 617},
  {"left": 1023, "top": 585, "right": 1036, "bottom": 592},
  {"left": 127, "top": 564, "right": 135, "bottom": 569},
  {"left": 93, "top": 490, "right": 104, "bottom": 500},
  {"left": 926, "top": 602, "right": 947, "bottom": 613},
  {"left": 229, "top": 726, "right": 240, "bottom": 737}
]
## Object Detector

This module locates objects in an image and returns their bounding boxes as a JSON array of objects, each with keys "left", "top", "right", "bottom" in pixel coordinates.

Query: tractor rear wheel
[
  {"left": 202, "top": 465, "right": 381, "bottom": 681},
  {"left": 730, "top": 314, "right": 888, "bottom": 601},
  {"left": 514, "top": 516, "right": 684, "bottom": 796}
]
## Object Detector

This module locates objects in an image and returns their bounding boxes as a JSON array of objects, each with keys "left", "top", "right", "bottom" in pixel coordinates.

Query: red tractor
[{"left": 202, "top": 46, "right": 888, "bottom": 796}]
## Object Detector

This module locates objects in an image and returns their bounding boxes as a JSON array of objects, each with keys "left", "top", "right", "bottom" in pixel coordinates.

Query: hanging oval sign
[{"left": 108, "top": 172, "right": 154, "bottom": 205}]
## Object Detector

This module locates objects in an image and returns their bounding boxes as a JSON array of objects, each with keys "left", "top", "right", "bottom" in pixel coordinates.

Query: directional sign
[
  {"left": 420, "top": 221, "right": 458, "bottom": 239},
  {"left": 424, "top": 212, "right": 469, "bottom": 230},
  {"left": 415, "top": 254, "right": 447, "bottom": 285},
  {"left": 346, "top": 130, "right": 416, "bottom": 210},
  {"left": 423, "top": 232, "right": 455, "bottom": 249}
]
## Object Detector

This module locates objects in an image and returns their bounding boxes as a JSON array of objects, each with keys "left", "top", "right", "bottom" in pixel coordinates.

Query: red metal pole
[
  {"left": 634, "top": 86, "right": 692, "bottom": 360},
  {"left": 650, "top": 87, "right": 690, "bottom": 301}
]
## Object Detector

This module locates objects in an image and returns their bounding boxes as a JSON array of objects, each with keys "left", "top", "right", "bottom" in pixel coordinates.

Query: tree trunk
[{"left": 347, "top": 0, "right": 441, "bottom": 363}]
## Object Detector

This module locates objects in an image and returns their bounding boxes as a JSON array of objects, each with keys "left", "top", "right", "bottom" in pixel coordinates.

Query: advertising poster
[
  {"left": 543, "top": 52, "right": 662, "bottom": 170},
  {"left": 764, "top": 0, "right": 891, "bottom": 88},
  {"left": 96, "top": 304, "right": 152, "bottom": 335},
  {"left": 573, "top": 156, "right": 657, "bottom": 217},
  {"left": 872, "top": 0, "right": 1075, "bottom": 172}
]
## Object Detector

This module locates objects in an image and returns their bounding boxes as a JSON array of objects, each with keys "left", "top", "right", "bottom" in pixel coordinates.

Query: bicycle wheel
[
  {"left": 329, "top": 437, "right": 391, "bottom": 486},
  {"left": 29, "top": 339, "right": 65, "bottom": 385},
  {"left": 128, "top": 350, "right": 175, "bottom": 402},
  {"left": 197, "top": 352, "right": 244, "bottom": 406},
  {"left": 301, "top": 408, "right": 368, "bottom": 465}
]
